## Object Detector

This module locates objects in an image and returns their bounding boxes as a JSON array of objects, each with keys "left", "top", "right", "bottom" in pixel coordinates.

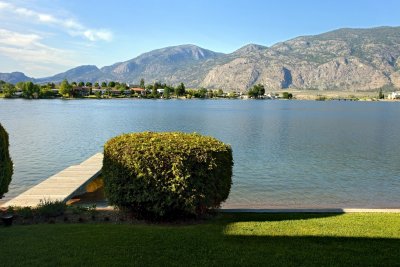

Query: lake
[{"left": 0, "top": 99, "right": 399, "bottom": 208}]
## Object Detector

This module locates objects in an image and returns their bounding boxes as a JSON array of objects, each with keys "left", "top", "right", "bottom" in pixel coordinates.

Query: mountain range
[{"left": 1, "top": 26, "right": 400, "bottom": 92}]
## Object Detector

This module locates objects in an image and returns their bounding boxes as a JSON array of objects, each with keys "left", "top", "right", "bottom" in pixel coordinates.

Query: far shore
[{"left": 1, "top": 91, "right": 399, "bottom": 102}]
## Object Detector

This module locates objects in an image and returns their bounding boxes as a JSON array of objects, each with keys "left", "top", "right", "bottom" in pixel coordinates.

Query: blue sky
[{"left": 0, "top": 0, "right": 399, "bottom": 77}]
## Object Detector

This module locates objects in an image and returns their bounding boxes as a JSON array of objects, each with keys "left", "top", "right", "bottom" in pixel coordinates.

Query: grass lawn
[{"left": 0, "top": 213, "right": 399, "bottom": 266}]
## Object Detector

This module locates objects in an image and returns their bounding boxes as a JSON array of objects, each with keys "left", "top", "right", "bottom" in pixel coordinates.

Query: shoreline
[{"left": 2, "top": 197, "right": 399, "bottom": 211}]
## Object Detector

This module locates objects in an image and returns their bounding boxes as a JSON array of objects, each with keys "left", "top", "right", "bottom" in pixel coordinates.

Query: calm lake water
[{"left": 0, "top": 99, "right": 399, "bottom": 208}]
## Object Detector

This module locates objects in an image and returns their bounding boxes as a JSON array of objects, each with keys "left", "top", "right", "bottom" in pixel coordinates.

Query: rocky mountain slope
[
  {"left": 201, "top": 27, "right": 400, "bottom": 91},
  {"left": 1, "top": 27, "right": 400, "bottom": 91}
]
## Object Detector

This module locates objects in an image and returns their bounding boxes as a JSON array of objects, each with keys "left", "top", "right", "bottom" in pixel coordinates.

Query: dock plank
[{"left": 2, "top": 153, "right": 103, "bottom": 207}]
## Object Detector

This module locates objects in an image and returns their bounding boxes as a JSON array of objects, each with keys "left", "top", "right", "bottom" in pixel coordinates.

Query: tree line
[{"left": 0, "top": 79, "right": 289, "bottom": 99}]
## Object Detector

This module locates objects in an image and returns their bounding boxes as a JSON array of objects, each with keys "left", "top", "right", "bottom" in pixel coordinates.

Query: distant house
[
  {"left": 111, "top": 90, "right": 121, "bottom": 96},
  {"left": 388, "top": 92, "right": 400, "bottom": 100},
  {"left": 130, "top": 88, "right": 146, "bottom": 96},
  {"left": 92, "top": 88, "right": 103, "bottom": 94},
  {"left": 157, "top": 88, "right": 164, "bottom": 94},
  {"left": 72, "top": 86, "right": 91, "bottom": 97}
]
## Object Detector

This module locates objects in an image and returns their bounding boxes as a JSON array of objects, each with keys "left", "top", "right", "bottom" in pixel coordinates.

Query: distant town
[{"left": 0, "top": 79, "right": 399, "bottom": 101}]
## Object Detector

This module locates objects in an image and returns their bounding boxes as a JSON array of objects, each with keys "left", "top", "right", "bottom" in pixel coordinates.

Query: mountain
[
  {"left": 36, "top": 65, "right": 113, "bottom": 84},
  {"left": 0, "top": 72, "right": 34, "bottom": 84},
  {"left": 201, "top": 27, "right": 400, "bottom": 91},
  {"left": 100, "top": 44, "right": 224, "bottom": 85},
  {"left": 2, "top": 27, "right": 400, "bottom": 91}
]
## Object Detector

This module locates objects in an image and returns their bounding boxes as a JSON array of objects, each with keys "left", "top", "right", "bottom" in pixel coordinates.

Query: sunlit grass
[{"left": 224, "top": 213, "right": 400, "bottom": 238}]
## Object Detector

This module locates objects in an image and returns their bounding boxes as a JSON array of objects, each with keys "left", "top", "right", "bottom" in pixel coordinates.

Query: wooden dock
[{"left": 2, "top": 153, "right": 103, "bottom": 208}]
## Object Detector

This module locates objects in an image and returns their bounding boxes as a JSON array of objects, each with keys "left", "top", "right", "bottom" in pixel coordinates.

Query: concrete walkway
[
  {"left": 220, "top": 208, "right": 400, "bottom": 213},
  {"left": 2, "top": 153, "right": 103, "bottom": 208}
]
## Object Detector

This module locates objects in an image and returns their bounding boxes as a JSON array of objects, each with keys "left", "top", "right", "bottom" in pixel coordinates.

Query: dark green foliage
[
  {"left": 282, "top": 92, "right": 293, "bottom": 99},
  {"left": 378, "top": 89, "right": 384, "bottom": 99},
  {"left": 36, "top": 199, "right": 66, "bottom": 218},
  {"left": 175, "top": 82, "right": 186, "bottom": 96},
  {"left": 59, "top": 79, "right": 72, "bottom": 97},
  {"left": 248, "top": 84, "right": 265, "bottom": 98},
  {"left": 103, "top": 132, "right": 233, "bottom": 219},
  {"left": 0, "top": 123, "right": 13, "bottom": 198},
  {"left": 14, "top": 206, "right": 35, "bottom": 219},
  {"left": 139, "top": 78, "right": 145, "bottom": 89},
  {"left": 21, "top": 81, "right": 40, "bottom": 99}
]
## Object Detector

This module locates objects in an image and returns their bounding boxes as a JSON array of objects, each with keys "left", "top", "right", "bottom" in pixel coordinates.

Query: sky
[{"left": 0, "top": 0, "right": 400, "bottom": 77}]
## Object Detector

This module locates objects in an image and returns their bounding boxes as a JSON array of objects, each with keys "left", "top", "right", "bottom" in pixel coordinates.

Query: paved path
[
  {"left": 2, "top": 153, "right": 103, "bottom": 208},
  {"left": 221, "top": 208, "right": 400, "bottom": 213}
]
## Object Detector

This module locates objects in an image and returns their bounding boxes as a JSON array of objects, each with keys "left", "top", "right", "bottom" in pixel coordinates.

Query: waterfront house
[
  {"left": 130, "top": 88, "right": 146, "bottom": 96},
  {"left": 72, "top": 86, "right": 91, "bottom": 97},
  {"left": 388, "top": 91, "right": 400, "bottom": 100}
]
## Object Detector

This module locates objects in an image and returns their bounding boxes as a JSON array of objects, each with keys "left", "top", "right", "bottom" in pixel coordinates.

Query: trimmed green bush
[
  {"left": 0, "top": 123, "right": 13, "bottom": 198},
  {"left": 103, "top": 132, "right": 233, "bottom": 219}
]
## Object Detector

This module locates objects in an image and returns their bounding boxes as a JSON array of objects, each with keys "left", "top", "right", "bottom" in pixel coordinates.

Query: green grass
[{"left": 0, "top": 213, "right": 399, "bottom": 266}]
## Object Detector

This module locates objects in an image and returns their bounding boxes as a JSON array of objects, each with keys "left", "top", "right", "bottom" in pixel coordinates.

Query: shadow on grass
[{"left": 218, "top": 235, "right": 400, "bottom": 266}]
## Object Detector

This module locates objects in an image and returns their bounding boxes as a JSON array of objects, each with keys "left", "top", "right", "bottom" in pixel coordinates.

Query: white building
[{"left": 388, "top": 92, "right": 400, "bottom": 100}]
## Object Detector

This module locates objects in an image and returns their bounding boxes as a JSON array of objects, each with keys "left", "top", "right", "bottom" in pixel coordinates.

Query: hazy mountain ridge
[
  {"left": 2, "top": 27, "right": 400, "bottom": 91},
  {"left": 0, "top": 72, "right": 34, "bottom": 84}
]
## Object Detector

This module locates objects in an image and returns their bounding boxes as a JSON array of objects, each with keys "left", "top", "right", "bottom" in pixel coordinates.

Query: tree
[
  {"left": 164, "top": 87, "right": 170, "bottom": 99},
  {"left": 214, "top": 89, "right": 224, "bottom": 97},
  {"left": 282, "top": 92, "right": 293, "bottom": 99},
  {"left": 101, "top": 82, "right": 107, "bottom": 88},
  {"left": 152, "top": 86, "right": 158, "bottom": 97},
  {"left": 175, "top": 83, "right": 186, "bottom": 96},
  {"left": 117, "top": 83, "right": 127, "bottom": 95},
  {"left": 378, "top": 89, "right": 384, "bottom": 99},
  {"left": 140, "top": 78, "right": 145, "bottom": 89},
  {"left": 94, "top": 82, "right": 99, "bottom": 88},
  {"left": 198, "top": 88, "right": 207, "bottom": 98},
  {"left": 22, "top": 81, "right": 40, "bottom": 99},
  {"left": 39, "top": 84, "right": 54, "bottom": 98},
  {"left": 78, "top": 81, "right": 84, "bottom": 87},
  {"left": 108, "top": 81, "right": 116, "bottom": 88},
  {"left": 248, "top": 84, "right": 265, "bottom": 99},
  {"left": 59, "top": 79, "right": 73, "bottom": 97},
  {"left": 3, "top": 83, "right": 15, "bottom": 98},
  {"left": 86, "top": 82, "right": 92, "bottom": 87},
  {"left": 0, "top": 123, "right": 13, "bottom": 198},
  {"left": 15, "top": 81, "right": 25, "bottom": 90}
]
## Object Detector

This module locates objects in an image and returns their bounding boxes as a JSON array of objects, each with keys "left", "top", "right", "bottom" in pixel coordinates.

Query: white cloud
[
  {"left": 0, "top": 1, "right": 113, "bottom": 42},
  {"left": 0, "top": 29, "right": 41, "bottom": 47},
  {"left": 38, "top": 14, "right": 57, "bottom": 23},
  {"left": 0, "top": 2, "right": 11, "bottom": 9},
  {"left": 0, "top": 29, "right": 77, "bottom": 70}
]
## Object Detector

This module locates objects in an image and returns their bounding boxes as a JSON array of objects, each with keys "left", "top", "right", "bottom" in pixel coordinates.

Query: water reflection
[{"left": 0, "top": 99, "right": 399, "bottom": 208}]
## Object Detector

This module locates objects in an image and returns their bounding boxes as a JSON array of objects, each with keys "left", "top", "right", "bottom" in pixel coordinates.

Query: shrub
[
  {"left": 15, "top": 206, "right": 35, "bottom": 219},
  {"left": 36, "top": 199, "right": 66, "bottom": 218},
  {"left": 103, "top": 132, "right": 233, "bottom": 219},
  {"left": 0, "top": 123, "right": 13, "bottom": 198}
]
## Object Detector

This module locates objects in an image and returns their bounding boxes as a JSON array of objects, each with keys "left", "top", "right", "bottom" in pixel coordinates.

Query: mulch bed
[{"left": 0, "top": 208, "right": 140, "bottom": 226}]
